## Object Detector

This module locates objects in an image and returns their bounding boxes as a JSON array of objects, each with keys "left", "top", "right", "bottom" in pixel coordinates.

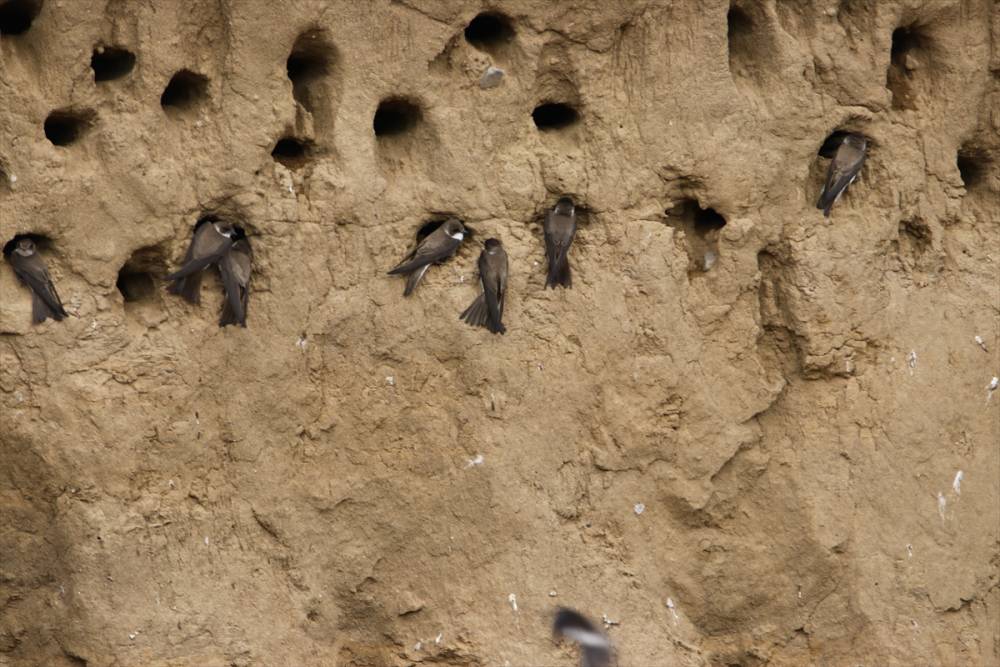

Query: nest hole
[
  {"left": 464, "top": 12, "right": 515, "bottom": 52},
  {"left": 271, "top": 137, "right": 311, "bottom": 169},
  {"left": 956, "top": 147, "right": 987, "bottom": 191},
  {"left": 91, "top": 46, "right": 135, "bottom": 82},
  {"left": 0, "top": 0, "right": 42, "bottom": 35},
  {"left": 287, "top": 30, "right": 335, "bottom": 113},
  {"left": 116, "top": 246, "right": 167, "bottom": 305},
  {"left": 373, "top": 98, "right": 422, "bottom": 137},
  {"left": 44, "top": 109, "right": 94, "bottom": 146},
  {"left": 727, "top": 5, "right": 754, "bottom": 79},
  {"left": 888, "top": 25, "right": 931, "bottom": 110},
  {"left": 664, "top": 200, "right": 728, "bottom": 274},
  {"left": 3, "top": 233, "right": 52, "bottom": 257},
  {"left": 160, "top": 70, "right": 209, "bottom": 114},
  {"left": 532, "top": 103, "right": 579, "bottom": 131}
]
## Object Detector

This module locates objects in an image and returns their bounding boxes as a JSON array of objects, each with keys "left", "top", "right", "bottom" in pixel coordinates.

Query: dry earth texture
[{"left": 1, "top": 0, "right": 999, "bottom": 665}]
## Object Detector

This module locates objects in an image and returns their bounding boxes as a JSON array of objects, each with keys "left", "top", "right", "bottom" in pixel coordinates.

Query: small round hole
[
  {"left": 531, "top": 103, "right": 579, "bottom": 131},
  {"left": 44, "top": 109, "right": 94, "bottom": 146},
  {"left": 91, "top": 46, "right": 136, "bottom": 82},
  {"left": 160, "top": 70, "right": 209, "bottom": 113},
  {"left": 464, "top": 12, "right": 515, "bottom": 50},
  {"left": 373, "top": 98, "right": 422, "bottom": 137},
  {"left": 0, "top": 0, "right": 42, "bottom": 36},
  {"left": 271, "top": 137, "right": 311, "bottom": 168}
]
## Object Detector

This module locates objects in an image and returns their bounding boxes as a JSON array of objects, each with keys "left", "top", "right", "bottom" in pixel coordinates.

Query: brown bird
[
  {"left": 166, "top": 218, "right": 236, "bottom": 303},
  {"left": 7, "top": 237, "right": 68, "bottom": 324},
  {"left": 544, "top": 197, "right": 577, "bottom": 288},
  {"left": 388, "top": 218, "right": 466, "bottom": 296},
  {"left": 219, "top": 233, "right": 252, "bottom": 327},
  {"left": 460, "top": 238, "right": 508, "bottom": 334},
  {"left": 553, "top": 608, "right": 612, "bottom": 667},
  {"left": 816, "top": 133, "right": 867, "bottom": 217}
]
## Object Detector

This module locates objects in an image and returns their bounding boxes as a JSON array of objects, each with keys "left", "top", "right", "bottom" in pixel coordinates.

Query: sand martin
[
  {"left": 544, "top": 197, "right": 577, "bottom": 288},
  {"left": 7, "top": 238, "right": 68, "bottom": 323},
  {"left": 553, "top": 608, "right": 612, "bottom": 667},
  {"left": 388, "top": 217, "right": 466, "bottom": 296},
  {"left": 166, "top": 219, "right": 236, "bottom": 303},
  {"left": 219, "top": 232, "right": 252, "bottom": 327},
  {"left": 816, "top": 133, "right": 867, "bottom": 217},
  {"left": 460, "top": 237, "right": 508, "bottom": 334}
]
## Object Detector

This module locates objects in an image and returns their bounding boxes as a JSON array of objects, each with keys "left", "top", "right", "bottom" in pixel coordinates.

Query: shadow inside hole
[
  {"left": 663, "top": 200, "right": 727, "bottom": 274},
  {"left": 415, "top": 217, "right": 474, "bottom": 244},
  {"left": 727, "top": 5, "right": 753, "bottom": 70},
  {"left": 957, "top": 148, "right": 987, "bottom": 192},
  {"left": 888, "top": 25, "right": 930, "bottom": 110},
  {"left": 91, "top": 46, "right": 135, "bottom": 82},
  {"left": 160, "top": 70, "right": 209, "bottom": 113},
  {"left": 818, "top": 130, "right": 855, "bottom": 158},
  {"left": 271, "top": 137, "right": 311, "bottom": 169},
  {"left": 373, "top": 98, "right": 422, "bottom": 137},
  {"left": 532, "top": 103, "right": 579, "bottom": 131},
  {"left": 287, "top": 29, "right": 335, "bottom": 115},
  {"left": 0, "top": 0, "right": 42, "bottom": 36},
  {"left": 44, "top": 109, "right": 94, "bottom": 146},
  {"left": 117, "top": 245, "right": 168, "bottom": 308},
  {"left": 464, "top": 12, "right": 515, "bottom": 52}
]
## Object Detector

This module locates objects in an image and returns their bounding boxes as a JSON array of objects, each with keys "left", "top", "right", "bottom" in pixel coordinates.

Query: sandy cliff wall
[{"left": 1, "top": 0, "right": 998, "bottom": 665}]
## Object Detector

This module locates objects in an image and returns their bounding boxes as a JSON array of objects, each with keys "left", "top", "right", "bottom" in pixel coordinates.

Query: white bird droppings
[
  {"left": 666, "top": 597, "right": 679, "bottom": 623},
  {"left": 479, "top": 66, "right": 505, "bottom": 89},
  {"left": 385, "top": 376, "right": 396, "bottom": 386},
  {"left": 633, "top": 503, "right": 645, "bottom": 515},
  {"left": 937, "top": 492, "right": 947, "bottom": 520},
  {"left": 465, "top": 454, "right": 484, "bottom": 468},
  {"left": 204, "top": 536, "right": 210, "bottom": 546},
  {"left": 906, "top": 544, "right": 913, "bottom": 558},
  {"left": 952, "top": 471, "right": 963, "bottom": 495},
  {"left": 507, "top": 593, "right": 517, "bottom": 613},
  {"left": 974, "top": 335, "right": 987, "bottom": 352},
  {"left": 906, "top": 350, "right": 917, "bottom": 374}
]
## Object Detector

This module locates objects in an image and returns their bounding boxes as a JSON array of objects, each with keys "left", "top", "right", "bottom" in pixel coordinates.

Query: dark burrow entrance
[
  {"left": 116, "top": 245, "right": 166, "bottom": 305},
  {"left": 3, "top": 233, "right": 51, "bottom": 257},
  {"left": 0, "top": 0, "right": 42, "bottom": 35},
  {"left": 464, "top": 12, "right": 515, "bottom": 54},
  {"left": 531, "top": 103, "right": 579, "bottom": 131},
  {"left": 271, "top": 137, "right": 312, "bottom": 169},
  {"left": 956, "top": 145, "right": 988, "bottom": 194},
  {"left": 44, "top": 109, "right": 94, "bottom": 146},
  {"left": 287, "top": 30, "right": 336, "bottom": 115},
  {"left": 160, "top": 70, "right": 209, "bottom": 114},
  {"left": 91, "top": 45, "right": 136, "bottom": 82},
  {"left": 663, "top": 199, "right": 728, "bottom": 274},
  {"left": 373, "top": 98, "right": 422, "bottom": 137},
  {"left": 888, "top": 25, "right": 931, "bottom": 110}
]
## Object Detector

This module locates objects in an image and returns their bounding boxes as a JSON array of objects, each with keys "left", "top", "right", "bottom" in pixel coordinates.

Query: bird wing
[
  {"left": 818, "top": 143, "right": 865, "bottom": 209},
  {"left": 388, "top": 229, "right": 458, "bottom": 275},
  {"left": 480, "top": 250, "right": 506, "bottom": 331},
  {"left": 165, "top": 239, "right": 233, "bottom": 280},
  {"left": 12, "top": 253, "right": 66, "bottom": 318}
]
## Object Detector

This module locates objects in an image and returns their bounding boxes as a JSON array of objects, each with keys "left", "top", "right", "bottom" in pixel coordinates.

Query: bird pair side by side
[
  {"left": 166, "top": 219, "right": 252, "bottom": 327},
  {"left": 387, "top": 197, "right": 579, "bottom": 335}
]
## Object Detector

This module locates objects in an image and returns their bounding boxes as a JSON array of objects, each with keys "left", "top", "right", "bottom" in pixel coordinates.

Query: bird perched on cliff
[
  {"left": 166, "top": 218, "right": 237, "bottom": 303},
  {"left": 219, "top": 232, "right": 252, "bottom": 327},
  {"left": 544, "top": 197, "right": 577, "bottom": 288},
  {"left": 388, "top": 217, "right": 466, "bottom": 296},
  {"left": 816, "top": 133, "right": 867, "bottom": 217},
  {"left": 6, "top": 237, "right": 68, "bottom": 324},
  {"left": 460, "top": 238, "right": 508, "bottom": 334},
  {"left": 553, "top": 608, "right": 612, "bottom": 667}
]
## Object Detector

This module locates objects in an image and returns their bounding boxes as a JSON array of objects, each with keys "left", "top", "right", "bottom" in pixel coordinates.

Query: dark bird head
[
  {"left": 14, "top": 238, "right": 37, "bottom": 256},
  {"left": 554, "top": 197, "right": 575, "bottom": 216},
  {"left": 844, "top": 133, "right": 867, "bottom": 151},
  {"left": 442, "top": 218, "right": 466, "bottom": 240},
  {"left": 553, "top": 608, "right": 612, "bottom": 667},
  {"left": 484, "top": 237, "right": 502, "bottom": 252}
]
